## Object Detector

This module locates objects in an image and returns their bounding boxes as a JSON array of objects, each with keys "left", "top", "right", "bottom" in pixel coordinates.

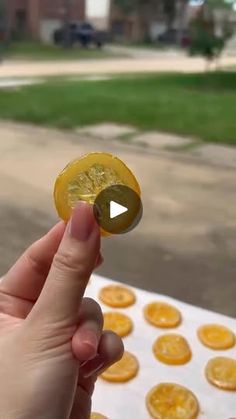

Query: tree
[
  {"left": 163, "top": 0, "right": 176, "bottom": 30},
  {"left": 114, "top": 0, "right": 193, "bottom": 43},
  {"left": 0, "top": 0, "right": 8, "bottom": 44},
  {"left": 114, "top": 0, "right": 181, "bottom": 42},
  {"left": 207, "top": 0, "right": 235, "bottom": 9},
  {"left": 114, "top": 0, "right": 141, "bottom": 13},
  {"left": 114, "top": 0, "right": 160, "bottom": 42},
  {"left": 189, "top": 2, "right": 233, "bottom": 69},
  {"left": 162, "top": 0, "right": 190, "bottom": 46},
  {"left": 0, "top": 0, "right": 6, "bottom": 59},
  {"left": 62, "top": 0, "right": 73, "bottom": 47},
  {"left": 0, "top": 0, "right": 13, "bottom": 44},
  {"left": 0, "top": 0, "right": 6, "bottom": 25}
]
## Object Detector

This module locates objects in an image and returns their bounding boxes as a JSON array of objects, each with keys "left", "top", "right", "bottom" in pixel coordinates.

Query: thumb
[{"left": 28, "top": 202, "right": 100, "bottom": 327}]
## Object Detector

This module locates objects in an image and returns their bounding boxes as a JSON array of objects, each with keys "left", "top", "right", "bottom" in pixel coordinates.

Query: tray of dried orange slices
[
  {"left": 86, "top": 274, "right": 236, "bottom": 419},
  {"left": 53, "top": 153, "right": 236, "bottom": 419}
]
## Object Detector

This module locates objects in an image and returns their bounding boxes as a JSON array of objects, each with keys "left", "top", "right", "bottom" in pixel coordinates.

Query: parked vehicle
[
  {"left": 158, "top": 29, "right": 191, "bottom": 47},
  {"left": 0, "top": 21, "right": 6, "bottom": 42},
  {"left": 53, "top": 21, "right": 107, "bottom": 48}
]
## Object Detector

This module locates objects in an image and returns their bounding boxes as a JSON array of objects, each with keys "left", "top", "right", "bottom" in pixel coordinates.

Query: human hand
[{"left": 0, "top": 203, "right": 123, "bottom": 419}]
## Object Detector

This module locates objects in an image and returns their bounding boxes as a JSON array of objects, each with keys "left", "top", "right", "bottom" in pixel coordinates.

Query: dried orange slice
[
  {"left": 197, "top": 324, "right": 235, "bottom": 350},
  {"left": 99, "top": 285, "right": 136, "bottom": 308},
  {"left": 205, "top": 357, "right": 236, "bottom": 390},
  {"left": 153, "top": 334, "right": 192, "bottom": 366},
  {"left": 146, "top": 383, "right": 199, "bottom": 419},
  {"left": 54, "top": 152, "right": 141, "bottom": 222},
  {"left": 100, "top": 351, "right": 139, "bottom": 383},
  {"left": 144, "top": 302, "right": 182, "bottom": 328},
  {"left": 90, "top": 414, "right": 108, "bottom": 419},
  {"left": 103, "top": 311, "right": 133, "bottom": 337}
]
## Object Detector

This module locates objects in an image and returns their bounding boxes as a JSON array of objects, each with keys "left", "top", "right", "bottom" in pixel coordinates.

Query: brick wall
[
  {"left": 28, "top": 0, "right": 40, "bottom": 39},
  {"left": 41, "top": 0, "right": 85, "bottom": 20},
  {"left": 7, "top": 0, "right": 86, "bottom": 39}
]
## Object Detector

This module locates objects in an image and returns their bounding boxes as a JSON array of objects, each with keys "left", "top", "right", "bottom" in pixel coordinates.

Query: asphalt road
[{"left": 0, "top": 122, "right": 235, "bottom": 317}]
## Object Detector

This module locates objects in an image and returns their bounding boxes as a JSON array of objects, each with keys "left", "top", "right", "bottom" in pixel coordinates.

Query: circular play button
[{"left": 93, "top": 185, "right": 143, "bottom": 235}]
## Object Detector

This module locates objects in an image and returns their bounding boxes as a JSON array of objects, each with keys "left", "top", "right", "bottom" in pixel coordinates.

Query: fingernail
[
  {"left": 69, "top": 202, "right": 95, "bottom": 241},
  {"left": 82, "top": 330, "right": 98, "bottom": 353},
  {"left": 80, "top": 355, "right": 105, "bottom": 378}
]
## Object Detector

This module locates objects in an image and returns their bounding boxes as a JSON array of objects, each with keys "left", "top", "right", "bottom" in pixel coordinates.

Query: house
[
  {"left": 213, "top": 8, "right": 236, "bottom": 37},
  {"left": 6, "top": 0, "right": 86, "bottom": 42},
  {"left": 86, "top": 0, "right": 110, "bottom": 30},
  {"left": 109, "top": 0, "right": 189, "bottom": 43}
]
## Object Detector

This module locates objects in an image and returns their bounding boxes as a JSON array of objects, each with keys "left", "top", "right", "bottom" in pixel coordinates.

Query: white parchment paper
[{"left": 85, "top": 274, "right": 236, "bottom": 419}]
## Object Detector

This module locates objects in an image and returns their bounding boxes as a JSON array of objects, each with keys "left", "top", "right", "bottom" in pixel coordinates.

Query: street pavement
[
  {"left": 0, "top": 46, "right": 236, "bottom": 78},
  {"left": 0, "top": 122, "right": 235, "bottom": 317}
]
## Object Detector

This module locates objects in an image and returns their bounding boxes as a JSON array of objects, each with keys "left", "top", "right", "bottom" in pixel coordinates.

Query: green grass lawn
[
  {"left": 0, "top": 72, "right": 235, "bottom": 145},
  {"left": 2, "top": 41, "right": 121, "bottom": 61}
]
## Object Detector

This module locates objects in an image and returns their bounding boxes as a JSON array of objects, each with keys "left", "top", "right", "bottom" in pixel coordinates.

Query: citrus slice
[
  {"left": 197, "top": 324, "right": 235, "bottom": 350},
  {"left": 205, "top": 357, "right": 236, "bottom": 390},
  {"left": 90, "top": 413, "right": 108, "bottom": 419},
  {"left": 144, "top": 302, "right": 182, "bottom": 328},
  {"left": 153, "top": 334, "right": 192, "bottom": 366},
  {"left": 100, "top": 351, "right": 139, "bottom": 383},
  {"left": 103, "top": 312, "right": 133, "bottom": 337},
  {"left": 146, "top": 383, "right": 199, "bottom": 419},
  {"left": 54, "top": 152, "right": 141, "bottom": 222},
  {"left": 99, "top": 285, "right": 136, "bottom": 308}
]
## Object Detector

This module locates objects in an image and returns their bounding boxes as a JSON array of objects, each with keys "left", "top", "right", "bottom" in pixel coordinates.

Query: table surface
[{"left": 86, "top": 274, "right": 236, "bottom": 419}]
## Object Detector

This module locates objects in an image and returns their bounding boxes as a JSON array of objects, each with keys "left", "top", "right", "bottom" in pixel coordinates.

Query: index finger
[{"left": 0, "top": 222, "right": 66, "bottom": 302}]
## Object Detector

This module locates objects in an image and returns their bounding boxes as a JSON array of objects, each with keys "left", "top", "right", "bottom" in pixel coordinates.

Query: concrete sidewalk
[{"left": 0, "top": 122, "right": 235, "bottom": 316}]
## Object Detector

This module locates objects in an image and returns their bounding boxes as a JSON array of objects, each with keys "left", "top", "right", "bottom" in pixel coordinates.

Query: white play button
[
  {"left": 94, "top": 185, "right": 142, "bottom": 234},
  {"left": 110, "top": 201, "right": 128, "bottom": 219}
]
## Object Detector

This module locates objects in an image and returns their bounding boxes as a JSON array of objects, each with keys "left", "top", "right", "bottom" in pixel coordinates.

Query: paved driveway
[{"left": 0, "top": 122, "right": 235, "bottom": 316}]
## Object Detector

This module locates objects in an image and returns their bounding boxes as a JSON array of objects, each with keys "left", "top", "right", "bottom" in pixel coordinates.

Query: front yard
[{"left": 0, "top": 72, "right": 235, "bottom": 145}]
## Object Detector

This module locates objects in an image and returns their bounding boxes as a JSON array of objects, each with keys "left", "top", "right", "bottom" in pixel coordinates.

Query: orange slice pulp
[
  {"left": 54, "top": 152, "right": 141, "bottom": 223},
  {"left": 99, "top": 284, "right": 136, "bottom": 308},
  {"left": 90, "top": 414, "right": 108, "bottom": 419},
  {"left": 100, "top": 351, "right": 139, "bottom": 383},
  {"left": 197, "top": 324, "right": 235, "bottom": 350},
  {"left": 153, "top": 334, "right": 192, "bottom": 365},
  {"left": 205, "top": 357, "right": 236, "bottom": 390},
  {"left": 146, "top": 383, "right": 199, "bottom": 419},
  {"left": 144, "top": 302, "right": 182, "bottom": 328},
  {"left": 103, "top": 311, "right": 133, "bottom": 337}
]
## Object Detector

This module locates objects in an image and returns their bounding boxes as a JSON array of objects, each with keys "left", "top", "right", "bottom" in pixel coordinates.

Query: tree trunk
[
  {"left": 136, "top": 3, "right": 153, "bottom": 43},
  {"left": 177, "top": 0, "right": 188, "bottom": 47},
  {"left": 163, "top": 0, "right": 176, "bottom": 31},
  {"left": 62, "top": 0, "right": 72, "bottom": 48},
  {"left": 0, "top": 0, "right": 11, "bottom": 62}
]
